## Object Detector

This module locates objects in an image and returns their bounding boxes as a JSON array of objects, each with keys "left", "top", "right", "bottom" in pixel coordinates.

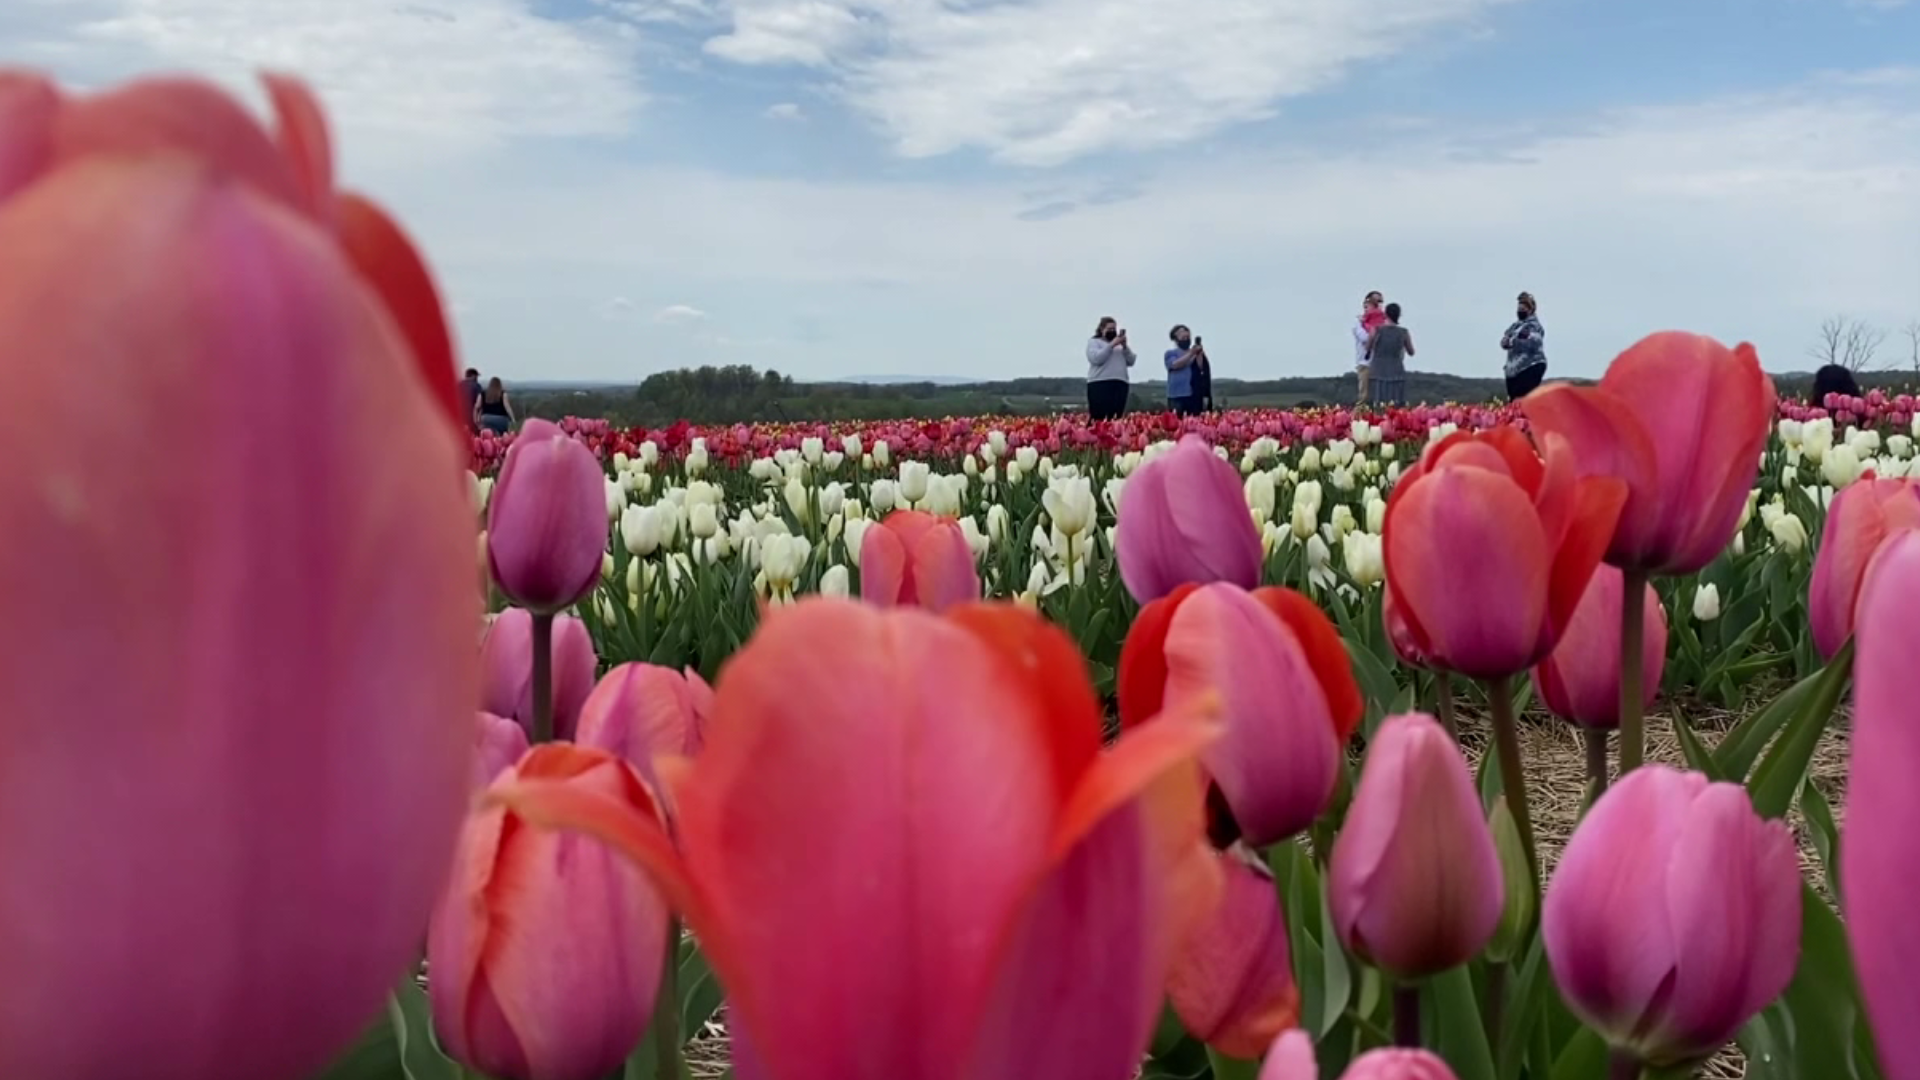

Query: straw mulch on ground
[{"left": 679, "top": 698, "right": 1854, "bottom": 1080}]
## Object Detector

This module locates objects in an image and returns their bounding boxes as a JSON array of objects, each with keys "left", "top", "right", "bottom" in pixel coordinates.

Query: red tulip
[
  {"left": 1116, "top": 434, "right": 1264, "bottom": 603},
  {"left": 474, "top": 711, "right": 531, "bottom": 790},
  {"left": 0, "top": 72, "right": 477, "bottom": 1079},
  {"left": 1166, "top": 850, "right": 1300, "bottom": 1060},
  {"left": 480, "top": 608, "right": 598, "bottom": 741},
  {"left": 1524, "top": 332, "right": 1776, "bottom": 575},
  {"left": 1119, "top": 583, "right": 1357, "bottom": 846},
  {"left": 858, "top": 509, "right": 981, "bottom": 611},
  {"left": 1383, "top": 426, "right": 1626, "bottom": 680},
  {"left": 1532, "top": 565, "right": 1667, "bottom": 729},
  {"left": 1843, "top": 529, "right": 1920, "bottom": 1080},
  {"left": 492, "top": 599, "right": 1223, "bottom": 1080},
  {"left": 1544, "top": 765, "right": 1799, "bottom": 1066},
  {"left": 1330, "top": 714, "right": 1503, "bottom": 980},
  {"left": 487, "top": 418, "right": 609, "bottom": 613},
  {"left": 1259, "top": 1030, "right": 1460, "bottom": 1080},
  {"left": 429, "top": 748, "right": 670, "bottom": 1080},
  {"left": 1808, "top": 476, "right": 1920, "bottom": 660}
]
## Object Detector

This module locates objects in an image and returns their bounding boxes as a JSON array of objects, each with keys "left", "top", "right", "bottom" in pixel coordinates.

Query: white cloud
[
  {"left": 764, "top": 101, "right": 806, "bottom": 121},
  {"left": 654, "top": 304, "right": 711, "bottom": 323},
  {"left": 701, "top": 0, "right": 1520, "bottom": 164}
]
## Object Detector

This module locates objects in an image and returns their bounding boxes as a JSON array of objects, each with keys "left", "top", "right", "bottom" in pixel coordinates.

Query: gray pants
[{"left": 1372, "top": 376, "right": 1407, "bottom": 406}]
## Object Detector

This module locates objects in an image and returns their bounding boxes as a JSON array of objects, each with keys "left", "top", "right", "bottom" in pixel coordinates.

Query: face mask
[
  {"left": 1516, "top": 307, "right": 1529, "bottom": 319},
  {"left": 1103, "top": 328, "right": 1118, "bottom": 341}
]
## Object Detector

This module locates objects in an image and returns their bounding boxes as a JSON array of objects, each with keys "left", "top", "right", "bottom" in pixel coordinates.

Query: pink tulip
[
  {"left": 1808, "top": 476, "right": 1920, "bottom": 660},
  {"left": 1544, "top": 765, "right": 1800, "bottom": 1066},
  {"left": 1843, "top": 529, "right": 1920, "bottom": 1080},
  {"left": 1118, "top": 582, "right": 1342, "bottom": 846},
  {"left": 1330, "top": 714, "right": 1503, "bottom": 980},
  {"left": 858, "top": 509, "right": 981, "bottom": 611},
  {"left": 1259, "top": 1030, "right": 1460, "bottom": 1080},
  {"left": 0, "top": 73, "right": 476, "bottom": 1078},
  {"left": 1166, "top": 851, "right": 1299, "bottom": 1060},
  {"left": 1524, "top": 332, "right": 1776, "bottom": 575},
  {"left": 1384, "top": 427, "right": 1626, "bottom": 680},
  {"left": 1115, "top": 435, "right": 1264, "bottom": 603},
  {"left": 488, "top": 417, "right": 609, "bottom": 613},
  {"left": 493, "top": 599, "right": 1223, "bottom": 1080},
  {"left": 573, "top": 662, "right": 713, "bottom": 782},
  {"left": 480, "top": 607, "right": 598, "bottom": 741},
  {"left": 475, "top": 711, "right": 531, "bottom": 789},
  {"left": 1532, "top": 565, "right": 1667, "bottom": 729},
  {"left": 429, "top": 749, "right": 670, "bottom": 1080}
]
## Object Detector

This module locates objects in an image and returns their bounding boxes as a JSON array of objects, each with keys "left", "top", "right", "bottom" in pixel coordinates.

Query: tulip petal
[
  {"left": 1545, "top": 475, "right": 1629, "bottom": 654},
  {"left": 1258, "top": 1030, "right": 1318, "bottom": 1080},
  {"left": 1385, "top": 466, "right": 1552, "bottom": 679},
  {"left": 1115, "top": 583, "right": 1199, "bottom": 729},
  {"left": 670, "top": 599, "right": 1064, "bottom": 1079},
  {"left": 473, "top": 711, "right": 530, "bottom": 790},
  {"left": 1844, "top": 530, "right": 1920, "bottom": 1080},
  {"left": 0, "top": 71, "right": 57, "bottom": 200},
  {"left": 1542, "top": 766, "right": 1696, "bottom": 1041},
  {"left": 1165, "top": 852, "right": 1300, "bottom": 1059},
  {"left": 945, "top": 602, "right": 1103, "bottom": 798},
  {"left": 1653, "top": 784, "right": 1799, "bottom": 1062},
  {"left": 910, "top": 514, "right": 984, "bottom": 609},
  {"left": 1808, "top": 479, "right": 1920, "bottom": 659},
  {"left": 335, "top": 192, "right": 462, "bottom": 434},
  {"left": 1522, "top": 383, "right": 1658, "bottom": 542},
  {"left": 857, "top": 516, "right": 910, "bottom": 605},
  {"left": 1533, "top": 568, "right": 1666, "bottom": 729},
  {"left": 1164, "top": 584, "right": 1340, "bottom": 845},
  {"left": 261, "top": 73, "right": 333, "bottom": 220},
  {"left": 963, "top": 693, "right": 1222, "bottom": 1080},
  {"left": 1252, "top": 585, "right": 1364, "bottom": 743},
  {"left": 574, "top": 663, "right": 704, "bottom": 786}
]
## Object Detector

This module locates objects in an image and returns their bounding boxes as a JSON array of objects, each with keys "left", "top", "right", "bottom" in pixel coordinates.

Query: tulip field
[{"left": 16, "top": 69, "right": 1920, "bottom": 1080}]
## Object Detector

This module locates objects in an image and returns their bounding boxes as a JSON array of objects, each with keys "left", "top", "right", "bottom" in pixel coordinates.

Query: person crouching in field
[
  {"left": 1165, "top": 325, "right": 1207, "bottom": 416},
  {"left": 1086, "top": 316, "right": 1136, "bottom": 421},
  {"left": 475, "top": 377, "right": 515, "bottom": 435},
  {"left": 1353, "top": 290, "right": 1387, "bottom": 404},
  {"left": 1364, "top": 303, "right": 1414, "bottom": 407}
]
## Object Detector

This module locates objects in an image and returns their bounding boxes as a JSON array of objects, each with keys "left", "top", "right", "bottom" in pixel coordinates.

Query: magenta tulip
[
  {"left": 1116, "top": 434, "right": 1264, "bottom": 603},
  {"left": 474, "top": 711, "right": 531, "bottom": 790},
  {"left": 1330, "top": 713, "right": 1503, "bottom": 979},
  {"left": 1166, "top": 851, "right": 1299, "bottom": 1060},
  {"left": 573, "top": 661, "right": 713, "bottom": 783},
  {"left": 1544, "top": 765, "right": 1800, "bottom": 1066},
  {"left": 1532, "top": 565, "right": 1667, "bottom": 728},
  {"left": 429, "top": 750, "right": 670, "bottom": 1080},
  {"left": 1808, "top": 476, "right": 1920, "bottom": 660},
  {"left": 0, "top": 73, "right": 476, "bottom": 1079},
  {"left": 1843, "top": 529, "right": 1920, "bottom": 1080},
  {"left": 1259, "top": 1030, "right": 1459, "bottom": 1080},
  {"left": 481, "top": 607, "right": 598, "bottom": 741},
  {"left": 488, "top": 417, "right": 609, "bottom": 613}
]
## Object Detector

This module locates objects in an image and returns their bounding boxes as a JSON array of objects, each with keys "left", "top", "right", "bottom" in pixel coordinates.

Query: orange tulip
[
  {"left": 1383, "top": 427, "right": 1626, "bottom": 680},
  {"left": 492, "top": 599, "right": 1222, "bottom": 1080},
  {"left": 1524, "top": 332, "right": 1775, "bottom": 576},
  {"left": 1118, "top": 583, "right": 1360, "bottom": 846},
  {"left": 1166, "top": 850, "right": 1300, "bottom": 1060},
  {"left": 1808, "top": 475, "right": 1920, "bottom": 660}
]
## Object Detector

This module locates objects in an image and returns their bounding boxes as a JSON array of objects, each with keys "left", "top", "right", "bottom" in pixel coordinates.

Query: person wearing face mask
[
  {"left": 1501, "top": 291, "right": 1548, "bottom": 400},
  {"left": 1165, "top": 325, "right": 1207, "bottom": 416},
  {"left": 1086, "top": 315, "right": 1136, "bottom": 421},
  {"left": 1353, "top": 291, "right": 1387, "bottom": 404}
]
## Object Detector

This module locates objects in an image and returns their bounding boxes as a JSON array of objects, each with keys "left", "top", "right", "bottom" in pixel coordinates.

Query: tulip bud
[
  {"left": 1691, "top": 583, "right": 1721, "bottom": 622},
  {"left": 620, "top": 504, "right": 662, "bottom": 557},
  {"left": 857, "top": 511, "right": 979, "bottom": 611},
  {"left": 1329, "top": 713, "right": 1503, "bottom": 980},
  {"left": 1544, "top": 765, "right": 1799, "bottom": 1067},
  {"left": 489, "top": 419, "right": 611, "bottom": 614},
  {"left": 1532, "top": 566, "right": 1667, "bottom": 729},
  {"left": 1257, "top": 1030, "right": 1460, "bottom": 1080},
  {"left": 1484, "top": 796, "right": 1535, "bottom": 964},
  {"left": 480, "top": 608, "right": 598, "bottom": 741},
  {"left": 820, "top": 563, "right": 851, "bottom": 597},
  {"left": 1166, "top": 850, "right": 1299, "bottom": 1059},
  {"left": 1768, "top": 511, "right": 1808, "bottom": 553}
]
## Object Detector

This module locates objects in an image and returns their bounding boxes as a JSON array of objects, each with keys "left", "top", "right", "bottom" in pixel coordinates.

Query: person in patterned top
[{"left": 1501, "top": 291, "right": 1547, "bottom": 400}]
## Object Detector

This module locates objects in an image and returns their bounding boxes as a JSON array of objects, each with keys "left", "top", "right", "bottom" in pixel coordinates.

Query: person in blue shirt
[{"left": 1165, "top": 325, "right": 1206, "bottom": 416}]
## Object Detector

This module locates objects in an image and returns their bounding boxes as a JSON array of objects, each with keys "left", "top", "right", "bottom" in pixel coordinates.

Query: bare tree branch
[
  {"left": 1905, "top": 319, "right": 1920, "bottom": 377},
  {"left": 1809, "top": 315, "right": 1888, "bottom": 373}
]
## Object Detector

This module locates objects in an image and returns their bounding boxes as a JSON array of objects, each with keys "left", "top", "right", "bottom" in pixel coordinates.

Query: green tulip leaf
[
  {"left": 1737, "top": 881, "right": 1884, "bottom": 1080},
  {"left": 1747, "top": 643, "right": 1852, "bottom": 820}
]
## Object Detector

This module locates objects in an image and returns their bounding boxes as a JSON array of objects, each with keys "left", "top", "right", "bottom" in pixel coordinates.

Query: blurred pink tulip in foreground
[
  {"left": 1808, "top": 476, "right": 1920, "bottom": 660},
  {"left": 0, "top": 71, "right": 476, "bottom": 1079},
  {"left": 858, "top": 509, "right": 981, "bottom": 611},
  {"left": 1259, "top": 1030, "right": 1460, "bottom": 1080},
  {"left": 1544, "top": 765, "right": 1799, "bottom": 1067},
  {"left": 1115, "top": 434, "right": 1264, "bottom": 604},
  {"left": 1165, "top": 849, "right": 1299, "bottom": 1060}
]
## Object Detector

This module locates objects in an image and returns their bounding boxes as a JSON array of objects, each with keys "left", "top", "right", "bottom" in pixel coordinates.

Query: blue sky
[{"left": 9, "top": 0, "right": 1920, "bottom": 384}]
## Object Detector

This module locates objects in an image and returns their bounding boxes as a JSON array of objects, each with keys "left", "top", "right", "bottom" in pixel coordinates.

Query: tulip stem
[
  {"left": 1618, "top": 569, "right": 1649, "bottom": 778},
  {"left": 1486, "top": 676, "right": 1540, "bottom": 885},
  {"left": 1585, "top": 728, "right": 1611, "bottom": 798},
  {"left": 1435, "top": 676, "right": 1459, "bottom": 740},
  {"left": 1392, "top": 983, "right": 1423, "bottom": 1047},
  {"left": 1608, "top": 1050, "right": 1643, "bottom": 1080},
  {"left": 1205, "top": 1047, "right": 1263, "bottom": 1080},
  {"left": 652, "top": 919, "right": 687, "bottom": 1079},
  {"left": 529, "top": 611, "right": 555, "bottom": 744},
  {"left": 1484, "top": 961, "right": 1507, "bottom": 1050}
]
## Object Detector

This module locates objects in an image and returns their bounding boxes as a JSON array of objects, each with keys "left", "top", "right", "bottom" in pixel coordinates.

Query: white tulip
[
  {"left": 1822, "top": 445, "right": 1862, "bottom": 489},
  {"left": 986, "top": 503, "right": 1010, "bottom": 542},
  {"left": 869, "top": 479, "right": 899, "bottom": 513},
  {"left": 605, "top": 479, "right": 626, "bottom": 522},
  {"left": 620, "top": 504, "right": 662, "bottom": 557},
  {"left": 898, "top": 461, "right": 931, "bottom": 505},
  {"left": 959, "top": 517, "right": 991, "bottom": 563},
  {"left": 1290, "top": 505, "right": 1317, "bottom": 541},
  {"left": 1330, "top": 504, "right": 1357, "bottom": 537},
  {"left": 819, "top": 482, "right": 846, "bottom": 519},
  {"left": 1043, "top": 476, "right": 1097, "bottom": 538},
  {"left": 844, "top": 518, "right": 872, "bottom": 566},
  {"left": 1343, "top": 531, "right": 1385, "bottom": 587},
  {"left": 1299, "top": 446, "right": 1322, "bottom": 474},
  {"left": 1888, "top": 434, "right": 1914, "bottom": 460},
  {"left": 872, "top": 440, "right": 891, "bottom": 467},
  {"left": 1365, "top": 497, "right": 1387, "bottom": 535},
  {"left": 639, "top": 441, "right": 660, "bottom": 468},
  {"left": 802, "top": 437, "right": 824, "bottom": 464},
  {"left": 1244, "top": 471, "right": 1276, "bottom": 524},
  {"left": 1692, "top": 583, "right": 1721, "bottom": 622},
  {"left": 1768, "top": 512, "right": 1809, "bottom": 553},
  {"left": 989, "top": 430, "right": 1009, "bottom": 458},
  {"left": 784, "top": 477, "right": 812, "bottom": 524},
  {"left": 820, "top": 563, "right": 851, "bottom": 598},
  {"left": 926, "top": 475, "right": 963, "bottom": 518},
  {"left": 842, "top": 434, "right": 862, "bottom": 459}
]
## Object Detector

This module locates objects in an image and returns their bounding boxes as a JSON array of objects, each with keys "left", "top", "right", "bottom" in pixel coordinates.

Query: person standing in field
[
  {"left": 474, "top": 376, "right": 515, "bottom": 435},
  {"left": 1502, "top": 291, "right": 1548, "bottom": 399},
  {"left": 1086, "top": 316, "right": 1136, "bottom": 421},
  {"left": 1364, "top": 303, "right": 1415, "bottom": 407},
  {"left": 1353, "top": 291, "right": 1388, "bottom": 404},
  {"left": 1165, "top": 325, "right": 1207, "bottom": 416},
  {"left": 457, "top": 368, "right": 483, "bottom": 433}
]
